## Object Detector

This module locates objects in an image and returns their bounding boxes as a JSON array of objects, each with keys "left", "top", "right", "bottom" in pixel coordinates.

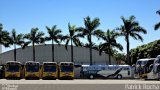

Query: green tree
[
  {"left": 23, "top": 28, "right": 45, "bottom": 61},
  {"left": 79, "top": 16, "right": 101, "bottom": 65},
  {"left": 130, "top": 39, "right": 160, "bottom": 64},
  {"left": 0, "top": 23, "right": 10, "bottom": 47},
  {"left": 117, "top": 16, "right": 147, "bottom": 65},
  {"left": 45, "top": 25, "right": 62, "bottom": 62},
  {"left": 154, "top": 10, "right": 160, "bottom": 30},
  {"left": 10, "top": 29, "right": 24, "bottom": 61},
  {"left": 98, "top": 30, "right": 123, "bottom": 65},
  {"left": 63, "top": 23, "right": 83, "bottom": 62}
]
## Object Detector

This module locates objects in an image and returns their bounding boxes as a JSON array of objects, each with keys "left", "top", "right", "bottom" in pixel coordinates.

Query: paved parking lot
[
  {"left": 0, "top": 79, "right": 160, "bottom": 90},
  {"left": 0, "top": 79, "right": 160, "bottom": 84}
]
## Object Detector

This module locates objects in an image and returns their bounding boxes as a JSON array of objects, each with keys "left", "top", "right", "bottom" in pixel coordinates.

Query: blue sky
[{"left": 0, "top": 0, "right": 160, "bottom": 53}]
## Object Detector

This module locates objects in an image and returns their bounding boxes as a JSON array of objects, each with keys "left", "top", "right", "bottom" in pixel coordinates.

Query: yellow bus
[
  {"left": 59, "top": 62, "right": 74, "bottom": 79},
  {"left": 24, "top": 61, "right": 40, "bottom": 79},
  {"left": 42, "top": 62, "right": 58, "bottom": 79},
  {"left": 5, "top": 61, "right": 22, "bottom": 79}
]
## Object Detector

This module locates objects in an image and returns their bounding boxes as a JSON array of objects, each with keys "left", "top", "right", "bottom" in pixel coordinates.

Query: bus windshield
[
  {"left": 158, "top": 59, "right": 160, "bottom": 63},
  {"left": 44, "top": 65, "right": 56, "bottom": 72},
  {"left": 141, "top": 61, "right": 147, "bottom": 66},
  {"left": 135, "top": 61, "right": 141, "bottom": 73},
  {"left": 136, "top": 61, "right": 141, "bottom": 65},
  {"left": 26, "top": 65, "right": 39, "bottom": 72},
  {"left": 60, "top": 65, "right": 73, "bottom": 72},
  {"left": 6, "top": 65, "right": 20, "bottom": 72},
  {"left": 157, "top": 65, "right": 160, "bottom": 72}
]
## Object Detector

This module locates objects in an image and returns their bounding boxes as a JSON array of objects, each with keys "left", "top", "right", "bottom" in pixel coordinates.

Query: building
[{"left": 0, "top": 44, "right": 116, "bottom": 65}]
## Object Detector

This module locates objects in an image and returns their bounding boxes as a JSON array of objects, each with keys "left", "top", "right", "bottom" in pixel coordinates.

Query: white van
[{"left": 80, "top": 65, "right": 133, "bottom": 79}]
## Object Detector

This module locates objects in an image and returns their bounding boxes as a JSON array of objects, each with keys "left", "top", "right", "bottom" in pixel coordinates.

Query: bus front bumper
[
  {"left": 25, "top": 72, "right": 40, "bottom": 79},
  {"left": 59, "top": 76, "right": 74, "bottom": 80},
  {"left": 42, "top": 72, "right": 57, "bottom": 79},
  {"left": 5, "top": 72, "right": 21, "bottom": 79}
]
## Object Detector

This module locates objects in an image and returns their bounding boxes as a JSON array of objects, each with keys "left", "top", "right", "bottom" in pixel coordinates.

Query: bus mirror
[
  {"left": 149, "top": 64, "right": 153, "bottom": 71},
  {"left": 132, "top": 64, "right": 136, "bottom": 67}
]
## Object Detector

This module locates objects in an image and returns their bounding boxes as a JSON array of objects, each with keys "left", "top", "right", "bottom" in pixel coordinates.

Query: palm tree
[
  {"left": 79, "top": 16, "right": 101, "bottom": 65},
  {"left": 0, "top": 23, "right": 11, "bottom": 47},
  {"left": 10, "top": 29, "right": 24, "bottom": 61},
  {"left": 63, "top": 23, "right": 83, "bottom": 62},
  {"left": 45, "top": 25, "right": 62, "bottom": 62},
  {"left": 98, "top": 30, "right": 123, "bottom": 65},
  {"left": 117, "top": 16, "right": 147, "bottom": 65},
  {"left": 23, "top": 28, "right": 45, "bottom": 61},
  {"left": 154, "top": 10, "right": 160, "bottom": 30}
]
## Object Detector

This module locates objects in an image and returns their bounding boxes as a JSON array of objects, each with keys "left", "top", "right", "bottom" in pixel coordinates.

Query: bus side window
[
  {"left": 128, "top": 71, "right": 130, "bottom": 75},
  {"left": 102, "top": 67, "right": 105, "bottom": 70}
]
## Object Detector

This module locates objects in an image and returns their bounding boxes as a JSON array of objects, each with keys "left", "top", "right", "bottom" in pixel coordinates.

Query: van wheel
[
  {"left": 117, "top": 74, "right": 122, "bottom": 79},
  {"left": 89, "top": 75, "right": 94, "bottom": 79}
]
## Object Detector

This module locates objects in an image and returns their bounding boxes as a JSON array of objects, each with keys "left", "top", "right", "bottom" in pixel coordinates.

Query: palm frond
[
  {"left": 73, "top": 37, "right": 81, "bottom": 46},
  {"left": 132, "top": 33, "right": 143, "bottom": 42},
  {"left": 22, "top": 41, "right": 31, "bottom": 49},
  {"left": 99, "top": 43, "right": 109, "bottom": 55},
  {"left": 61, "top": 35, "right": 69, "bottom": 41},
  {"left": 156, "top": 10, "right": 160, "bottom": 15},
  {"left": 31, "top": 28, "right": 39, "bottom": 38},
  {"left": 91, "top": 18, "right": 100, "bottom": 30},
  {"left": 113, "top": 43, "right": 123, "bottom": 51},
  {"left": 154, "top": 22, "right": 160, "bottom": 30},
  {"left": 45, "top": 37, "right": 52, "bottom": 41},
  {"left": 23, "top": 33, "right": 31, "bottom": 39},
  {"left": 92, "top": 29, "right": 103, "bottom": 39},
  {"left": 65, "top": 39, "right": 70, "bottom": 50},
  {"left": 129, "top": 15, "right": 135, "bottom": 22},
  {"left": 131, "top": 26, "right": 147, "bottom": 34}
]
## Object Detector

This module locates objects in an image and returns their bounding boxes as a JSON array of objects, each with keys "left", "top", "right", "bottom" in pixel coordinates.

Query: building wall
[{"left": 0, "top": 44, "right": 116, "bottom": 65}]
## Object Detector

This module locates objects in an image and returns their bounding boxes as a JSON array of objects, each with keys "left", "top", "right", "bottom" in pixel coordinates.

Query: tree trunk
[
  {"left": 109, "top": 54, "right": 111, "bottom": 65},
  {"left": 108, "top": 46, "right": 111, "bottom": 65},
  {"left": 33, "top": 42, "right": 35, "bottom": 62},
  {"left": 52, "top": 39, "right": 54, "bottom": 62},
  {"left": 14, "top": 43, "right": 16, "bottom": 61},
  {"left": 71, "top": 38, "right": 73, "bottom": 62},
  {"left": 126, "top": 36, "right": 130, "bottom": 65},
  {"left": 89, "top": 33, "right": 92, "bottom": 65}
]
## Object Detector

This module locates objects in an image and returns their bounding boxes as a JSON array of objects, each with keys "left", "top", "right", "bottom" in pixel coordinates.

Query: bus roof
[
  {"left": 59, "top": 62, "right": 73, "bottom": 64},
  {"left": 25, "top": 61, "right": 40, "bottom": 64},
  {"left": 43, "top": 62, "right": 57, "bottom": 65},
  {"left": 6, "top": 61, "right": 21, "bottom": 64},
  {"left": 81, "top": 65, "right": 131, "bottom": 67},
  {"left": 156, "top": 55, "right": 160, "bottom": 58},
  {"left": 137, "top": 58, "right": 156, "bottom": 61},
  {"left": 43, "top": 62, "right": 57, "bottom": 64}
]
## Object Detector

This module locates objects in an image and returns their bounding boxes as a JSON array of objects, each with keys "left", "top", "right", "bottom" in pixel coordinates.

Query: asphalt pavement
[{"left": 0, "top": 79, "right": 160, "bottom": 90}]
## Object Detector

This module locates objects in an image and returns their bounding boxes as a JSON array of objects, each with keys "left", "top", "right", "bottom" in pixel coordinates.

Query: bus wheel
[
  {"left": 117, "top": 75, "right": 122, "bottom": 79},
  {"left": 89, "top": 75, "right": 94, "bottom": 79}
]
